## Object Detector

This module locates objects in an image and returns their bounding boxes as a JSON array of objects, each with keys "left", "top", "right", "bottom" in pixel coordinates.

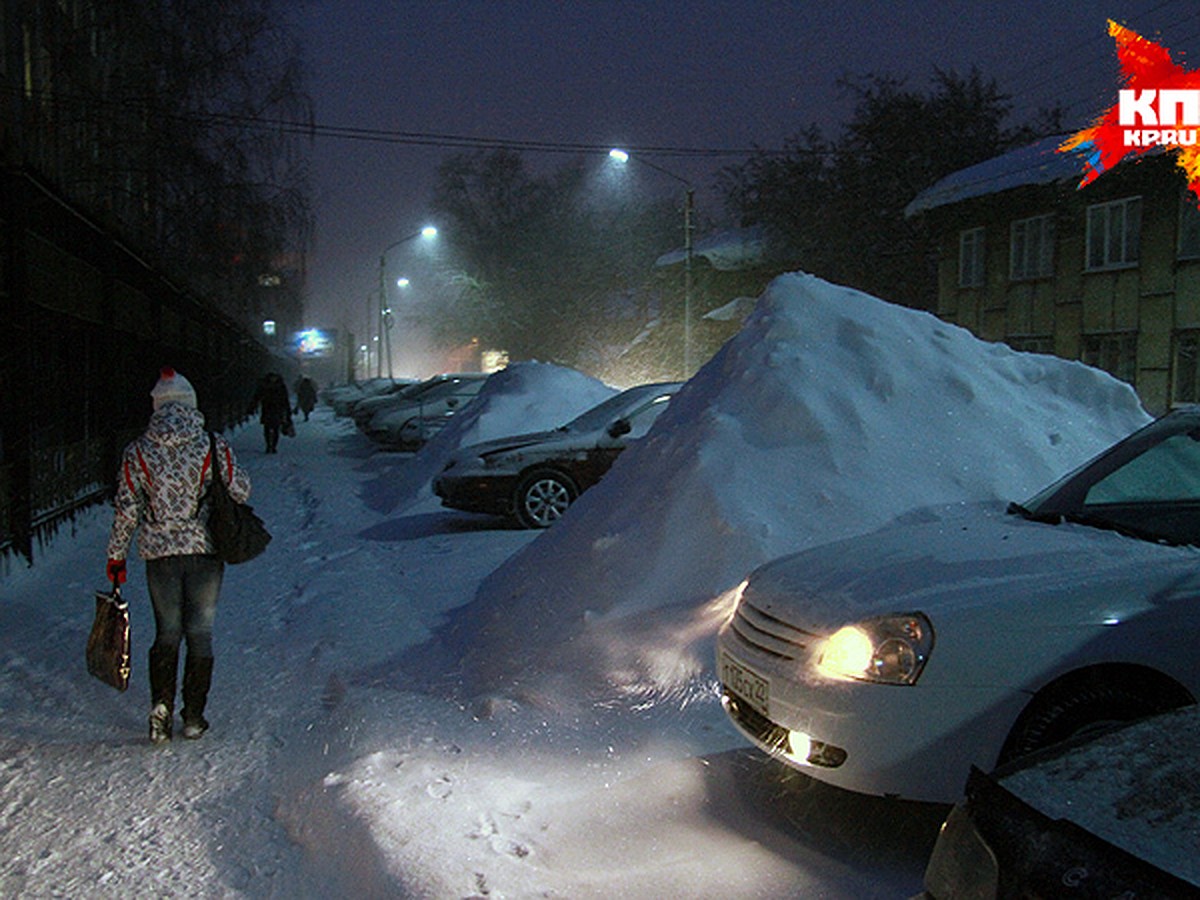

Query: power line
[{"left": 6, "top": 82, "right": 796, "bottom": 161}]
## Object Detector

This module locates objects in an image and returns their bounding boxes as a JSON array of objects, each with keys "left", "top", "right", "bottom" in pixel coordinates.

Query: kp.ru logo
[
  {"left": 1061, "top": 20, "right": 1200, "bottom": 200},
  {"left": 1119, "top": 89, "right": 1199, "bottom": 146}
]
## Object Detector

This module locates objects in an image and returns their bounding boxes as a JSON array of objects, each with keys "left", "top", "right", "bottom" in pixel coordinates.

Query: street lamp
[
  {"left": 377, "top": 226, "right": 438, "bottom": 380},
  {"left": 609, "top": 149, "right": 696, "bottom": 377}
]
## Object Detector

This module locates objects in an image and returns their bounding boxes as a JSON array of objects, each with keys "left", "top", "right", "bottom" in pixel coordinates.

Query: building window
[
  {"left": 1082, "top": 333, "right": 1138, "bottom": 386},
  {"left": 1010, "top": 215, "right": 1055, "bottom": 280},
  {"left": 1179, "top": 195, "right": 1200, "bottom": 260},
  {"left": 1085, "top": 196, "right": 1141, "bottom": 271},
  {"left": 1174, "top": 332, "right": 1200, "bottom": 404},
  {"left": 958, "top": 227, "right": 985, "bottom": 287}
]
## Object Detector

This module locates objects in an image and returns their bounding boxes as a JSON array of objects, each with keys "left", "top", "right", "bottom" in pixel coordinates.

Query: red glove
[{"left": 106, "top": 558, "right": 127, "bottom": 584}]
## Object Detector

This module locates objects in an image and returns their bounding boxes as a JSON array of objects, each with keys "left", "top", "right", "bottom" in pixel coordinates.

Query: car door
[{"left": 583, "top": 392, "right": 675, "bottom": 481}]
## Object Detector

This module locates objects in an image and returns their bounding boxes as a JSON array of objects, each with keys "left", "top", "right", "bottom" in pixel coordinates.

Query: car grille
[{"left": 730, "top": 599, "right": 818, "bottom": 661}]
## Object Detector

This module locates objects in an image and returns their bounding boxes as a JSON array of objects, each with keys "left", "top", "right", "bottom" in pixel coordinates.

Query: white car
[{"left": 716, "top": 408, "right": 1200, "bottom": 803}]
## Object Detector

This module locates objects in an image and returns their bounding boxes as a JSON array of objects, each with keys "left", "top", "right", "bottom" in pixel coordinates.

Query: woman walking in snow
[{"left": 105, "top": 367, "right": 251, "bottom": 743}]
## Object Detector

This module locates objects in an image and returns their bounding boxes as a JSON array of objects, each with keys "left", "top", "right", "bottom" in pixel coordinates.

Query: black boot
[
  {"left": 180, "top": 656, "right": 214, "bottom": 739},
  {"left": 148, "top": 644, "right": 178, "bottom": 743}
]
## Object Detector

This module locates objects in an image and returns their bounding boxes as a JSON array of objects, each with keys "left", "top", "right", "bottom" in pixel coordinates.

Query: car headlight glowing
[
  {"left": 712, "top": 578, "right": 749, "bottom": 623},
  {"left": 817, "top": 613, "right": 933, "bottom": 685}
]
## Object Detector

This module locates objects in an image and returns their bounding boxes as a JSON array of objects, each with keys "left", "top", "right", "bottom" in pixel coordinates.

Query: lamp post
[
  {"left": 365, "top": 291, "right": 376, "bottom": 379},
  {"left": 608, "top": 149, "right": 695, "bottom": 378},
  {"left": 377, "top": 225, "right": 438, "bottom": 380}
]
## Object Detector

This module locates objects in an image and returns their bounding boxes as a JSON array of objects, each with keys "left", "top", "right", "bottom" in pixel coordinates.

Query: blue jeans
[{"left": 145, "top": 554, "right": 224, "bottom": 658}]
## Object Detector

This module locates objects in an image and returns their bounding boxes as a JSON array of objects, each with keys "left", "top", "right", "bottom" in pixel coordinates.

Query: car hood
[
  {"left": 742, "top": 501, "right": 1200, "bottom": 631},
  {"left": 447, "top": 428, "right": 599, "bottom": 463},
  {"left": 458, "top": 429, "right": 562, "bottom": 456}
]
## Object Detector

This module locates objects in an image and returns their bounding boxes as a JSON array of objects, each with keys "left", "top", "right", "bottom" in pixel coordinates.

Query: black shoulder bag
[{"left": 205, "top": 432, "right": 271, "bottom": 564}]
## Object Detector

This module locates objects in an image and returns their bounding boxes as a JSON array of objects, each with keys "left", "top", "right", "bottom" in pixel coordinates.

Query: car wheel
[
  {"left": 514, "top": 469, "right": 578, "bottom": 529},
  {"left": 998, "top": 669, "right": 1191, "bottom": 765}
]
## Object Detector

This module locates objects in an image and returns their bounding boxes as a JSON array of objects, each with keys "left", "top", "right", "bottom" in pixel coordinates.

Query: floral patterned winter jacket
[{"left": 106, "top": 403, "right": 251, "bottom": 562}]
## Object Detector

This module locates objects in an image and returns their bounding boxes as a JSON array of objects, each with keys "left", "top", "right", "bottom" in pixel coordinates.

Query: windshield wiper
[
  {"left": 1011, "top": 501, "right": 1190, "bottom": 546},
  {"left": 1059, "top": 511, "right": 1177, "bottom": 546},
  {"left": 1006, "top": 501, "right": 1062, "bottom": 524}
]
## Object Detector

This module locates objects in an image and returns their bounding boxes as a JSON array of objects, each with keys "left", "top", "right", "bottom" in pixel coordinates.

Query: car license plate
[{"left": 719, "top": 651, "right": 770, "bottom": 719}]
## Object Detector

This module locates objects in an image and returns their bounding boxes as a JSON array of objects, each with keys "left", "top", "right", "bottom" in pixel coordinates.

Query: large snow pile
[
  {"left": 431, "top": 273, "right": 1151, "bottom": 703},
  {"left": 385, "top": 361, "right": 615, "bottom": 509}
]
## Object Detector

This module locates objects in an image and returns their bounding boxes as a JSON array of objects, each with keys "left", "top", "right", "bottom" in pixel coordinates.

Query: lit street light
[
  {"left": 609, "top": 149, "right": 695, "bottom": 377},
  {"left": 377, "top": 225, "right": 437, "bottom": 379}
]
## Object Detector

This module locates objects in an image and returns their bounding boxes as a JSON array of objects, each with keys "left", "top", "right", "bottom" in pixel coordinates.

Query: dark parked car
[
  {"left": 349, "top": 378, "right": 423, "bottom": 427},
  {"left": 433, "top": 382, "right": 682, "bottom": 528},
  {"left": 327, "top": 378, "right": 401, "bottom": 417},
  {"left": 921, "top": 706, "right": 1200, "bottom": 898}
]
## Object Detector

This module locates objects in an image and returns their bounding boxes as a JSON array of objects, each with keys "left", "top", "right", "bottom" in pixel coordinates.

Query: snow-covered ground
[{"left": 0, "top": 274, "right": 1151, "bottom": 898}]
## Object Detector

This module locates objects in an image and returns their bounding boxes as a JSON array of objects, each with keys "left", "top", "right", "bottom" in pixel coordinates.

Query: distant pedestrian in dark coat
[
  {"left": 295, "top": 376, "right": 318, "bottom": 421},
  {"left": 250, "top": 372, "right": 292, "bottom": 453}
]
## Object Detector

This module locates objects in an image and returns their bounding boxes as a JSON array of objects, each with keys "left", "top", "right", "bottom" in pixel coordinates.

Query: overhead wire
[{"left": 3, "top": 82, "right": 791, "bottom": 162}]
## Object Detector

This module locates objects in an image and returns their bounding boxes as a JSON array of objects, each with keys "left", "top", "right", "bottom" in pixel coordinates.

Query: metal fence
[{"left": 1, "top": 168, "right": 285, "bottom": 565}]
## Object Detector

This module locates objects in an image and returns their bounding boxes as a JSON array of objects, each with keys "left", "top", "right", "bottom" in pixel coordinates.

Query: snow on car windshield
[{"left": 563, "top": 385, "right": 671, "bottom": 432}]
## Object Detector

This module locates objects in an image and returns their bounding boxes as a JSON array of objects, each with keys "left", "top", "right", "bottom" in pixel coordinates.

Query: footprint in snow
[
  {"left": 426, "top": 776, "right": 452, "bottom": 800},
  {"left": 489, "top": 835, "right": 531, "bottom": 858}
]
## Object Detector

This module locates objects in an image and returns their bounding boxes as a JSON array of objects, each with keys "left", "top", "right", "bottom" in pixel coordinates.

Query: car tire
[
  {"left": 514, "top": 469, "right": 578, "bottom": 529},
  {"left": 998, "top": 669, "right": 1191, "bottom": 765}
]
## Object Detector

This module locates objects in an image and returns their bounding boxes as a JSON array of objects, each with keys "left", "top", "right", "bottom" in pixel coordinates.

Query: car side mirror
[{"left": 608, "top": 418, "right": 632, "bottom": 438}]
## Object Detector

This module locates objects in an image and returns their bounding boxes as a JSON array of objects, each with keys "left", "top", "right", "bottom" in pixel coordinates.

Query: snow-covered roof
[
  {"left": 905, "top": 135, "right": 1082, "bottom": 217},
  {"left": 655, "top": 225, "right": 765, "bottom": 271}
]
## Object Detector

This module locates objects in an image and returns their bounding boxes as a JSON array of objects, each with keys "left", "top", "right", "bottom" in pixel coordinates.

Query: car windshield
[
  {"left": 1013, "top": 410, "right": 1200, "bottom": 546},
  {"left": 563, "top": 384, "right": 679, "bottom": 433}
]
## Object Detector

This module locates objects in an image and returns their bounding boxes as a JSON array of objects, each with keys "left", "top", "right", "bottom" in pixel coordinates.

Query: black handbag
[
  {"left": 87, "top": 583, "right": 131, "bottom": 691},
  {"left": 206, "top": 432, "right": 272, "bottom": 564}
]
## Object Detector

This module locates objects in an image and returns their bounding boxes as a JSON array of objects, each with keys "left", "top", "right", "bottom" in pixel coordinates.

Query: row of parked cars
[
  {"left": 329, "top": 373, "right": 490, "bottom": 450},
  {"left": 326, "top": 374, "right": 681, "bottom": 528},
  {"left": 713, "top": 407, "right": 1200, "bottom": 895}
]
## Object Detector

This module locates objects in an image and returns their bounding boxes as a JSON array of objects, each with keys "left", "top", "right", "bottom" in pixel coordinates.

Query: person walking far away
[
  {"left": 105, "top": 367, "right": 251, "bottom": 743},
  {"left": 294, "top": 375, "right": 317, "bottom": 421},
  {"left": 251, "top": 371, "right": 292, "bottom": 453}
]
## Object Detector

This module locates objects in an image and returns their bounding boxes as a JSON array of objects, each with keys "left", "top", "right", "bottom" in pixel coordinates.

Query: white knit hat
[{"left": 151, "top": 366, "right": 197, "bottom": 410}]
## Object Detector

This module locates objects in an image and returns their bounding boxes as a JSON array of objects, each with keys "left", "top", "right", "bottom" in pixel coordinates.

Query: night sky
[{"left": 291, "top": 0, "right": 1199, "bottom": 350}]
